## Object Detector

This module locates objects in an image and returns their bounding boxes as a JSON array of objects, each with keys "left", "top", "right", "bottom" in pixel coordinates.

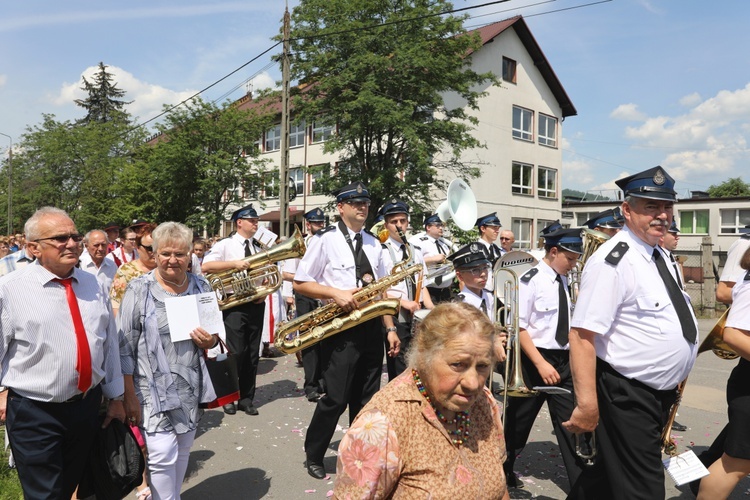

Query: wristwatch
[{"left": 385, "top": 327, "right": 398, "bottom": 333}]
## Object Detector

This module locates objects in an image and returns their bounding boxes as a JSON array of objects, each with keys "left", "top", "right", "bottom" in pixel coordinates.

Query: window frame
[
  {"left": 264, "top": 124, "right": 281, "bottom": 152},
  {"left": 502, "top": 57, "right": 517, "bottom": 84},
  {"left": 290, "top": 120, "right": 306, "bottom": 148},
  {"left": 512, "top": 106, "right": 533, "bottom": 142},
  {"left": 537, "top": 166, "right": 558, "bottom": 199},
  {"left": 511, "top": 161, "right": 533, "bottom": 196},
  {"left": 719, "top": 208, "right": 750, "bottom": 234},
  {"left": 512, "top": 218, "right": 533, "bottom": 250},
  {"left": 311, "top": 119, "right": 334, "bottom": 144},
  {"left": 679, "top": 209, "right": 710, "bottom": 234},
  {"left": 538, "top": 114, "right": 557, "bottom": 148},
  {"left": 289, "top": 167, "right": 305, "bottom": 196}
]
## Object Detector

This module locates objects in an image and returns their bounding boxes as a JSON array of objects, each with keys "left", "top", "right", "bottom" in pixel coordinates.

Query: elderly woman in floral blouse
[{"left": 334, "top": 302, "right": 509, "bottom": 499}]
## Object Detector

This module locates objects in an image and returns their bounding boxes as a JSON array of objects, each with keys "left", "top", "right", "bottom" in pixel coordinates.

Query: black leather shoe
[
  {"left": 238, "top": 404, "right": 259, "bottom": 416},
  {"left": 672, "top": 421, "right": 688, "bottom": 432},
  {"left": 223, "top": 403, "right": 236, "bottom": 415},
  {"left": 307, "top": 462, "right": 326, "bottom": 479},
  {"left": 506, "top": 471, "right": 525, "bottom": 489},
  {"left": 307, "top": 391, "right": 321, "bottom": 402}
]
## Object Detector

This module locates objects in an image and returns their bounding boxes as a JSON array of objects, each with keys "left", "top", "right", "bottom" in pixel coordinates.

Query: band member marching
[
  {"left": 409, "top": 214, "right": 454, "bottom": 304},
  {"left": 293, "top": 181, "right": 397, "bottom": 480},
  {"left": 476, "top": 212, "right": 503, "bottom": 293},
  {"left": 378, "top": 199, "right": 434, "bottom": 380},
  {"left": 564, "top": 166, "right": 699, "bottom": 500},
  {"left": 502, "top": 228, "right": 596, "bottom": 494}
]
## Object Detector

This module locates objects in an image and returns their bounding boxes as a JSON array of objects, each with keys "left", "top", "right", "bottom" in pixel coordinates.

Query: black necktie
[
  {"left": 354, "top": 233, "right": 362, "bottom": 255},
  {"left": 555, "top": 275, "right": 570, "bottom": 346},
  {"left": 435, "top": 240, "right": 445, "bottom": 254},
  {"left": 480, "top": 298, "right": 488, "bottom": 316},
  {"left": 653, "top": 249, "right": 697, "bottom": 343},
  {"left": 400, "top": 244, "right": 408, "bottom": 261},
  {"left": 244, "top": 239, "right": 251, "bottom": 257},
  {"left": 669, "top": 252, "right": 685, "bottom": 290}
]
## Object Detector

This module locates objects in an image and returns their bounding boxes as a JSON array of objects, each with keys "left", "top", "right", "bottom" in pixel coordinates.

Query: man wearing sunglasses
[{"left": 0, "top": 207, "right": 125, "bottom": 499}]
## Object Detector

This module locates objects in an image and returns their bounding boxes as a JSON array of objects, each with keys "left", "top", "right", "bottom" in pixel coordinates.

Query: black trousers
[
  {"left": 304, "top": 319, "right": 383, "bottom": 463},
  {"left": 295, "top": 292, "right": 324, "bottom": 396},
  {"left": 427, "top": 286, "right": 452, "bottom": 304},
  {"left": 503, "top": 349, "right": 592, "bottom": 494},
  {"left": 6, "top": 385, "right": 102, "bottom": 499},
  {"left": 384, "top": 320, "right": 412, "bottom": 381},
  {"left": 223, "top": 300, "right": 265, "bottom": 406},
  {"left": 585, "top": 359, "right": 677, "bottom": 500}
]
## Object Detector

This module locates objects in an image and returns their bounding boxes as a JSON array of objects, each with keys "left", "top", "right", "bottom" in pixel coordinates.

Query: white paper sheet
[
  {"left": 165, "top": 292, "right": 226, "bottom": 343},
  {"left": 663, "top": 449, "right": 710, "bottom": 486}
]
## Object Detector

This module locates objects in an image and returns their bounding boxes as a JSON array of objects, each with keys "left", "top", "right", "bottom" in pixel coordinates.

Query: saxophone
[{"left": 275, "top": 230, "right": 422, "bottom": 354}]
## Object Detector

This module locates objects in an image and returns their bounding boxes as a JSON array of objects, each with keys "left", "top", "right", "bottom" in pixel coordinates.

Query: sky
[{"left": 1, "top": 0, "right": 750, "bottom": 198}]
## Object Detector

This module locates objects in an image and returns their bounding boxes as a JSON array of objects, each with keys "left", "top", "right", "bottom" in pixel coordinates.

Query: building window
[
  {"left": 289, "top": 167, "right": 305, "bottom": 196},
  {"left": 502, "top": 57, "right": 517, "bottom": 84},
  {"left": 512, "top": 106, "right": 533, "bottom": 141},
  {"left": 309, "top": 163, "right": 330, "bottom": 195},
  {"left": 264, "top": 124, "right": 281, "bottom": 152},
  {"left": 538, "top": 167, "right": 557, "bottom": 199},
  {"left": 719, "top": 208, "right": 750, "bottom": 234},
  {"left": 312, "top": 119, "right": 334, "bottom": 143},
  {"left": 290, "top": 120, "right": 306, "bottom": 148},
  {"left": 538, "top": 114, "right": 557, "bottom": 148},
  {"left": 263, "top": 171, "right": 279, "bottom": 199},
  {"left": 576, "top": 212, "right": 598, "bottom": 227},
  {"left": 679, "top": 209, "right": 709, "bottom": 234},
  {"left": 512, "top": 162, "right": 533, "bottom": 195},
  {"left": 512, "top": 218, "right": 532, "bottom": 250}
]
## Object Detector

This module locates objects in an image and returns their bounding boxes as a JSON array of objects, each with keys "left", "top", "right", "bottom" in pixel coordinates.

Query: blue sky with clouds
[{"left": 2, "top": 0, "right": 749, "bottom": 197}]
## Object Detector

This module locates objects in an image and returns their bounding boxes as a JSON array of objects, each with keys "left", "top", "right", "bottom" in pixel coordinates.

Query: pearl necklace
[
  {"left": 412, "top": 369, "right": 470, "bottom": 446},
  {"left": 158, "top": 270, "right": 187, "bottom": 288}
]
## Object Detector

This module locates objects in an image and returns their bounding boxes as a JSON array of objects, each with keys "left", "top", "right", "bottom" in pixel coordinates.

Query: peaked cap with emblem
[
  {"left": 304, "top": 207, "right": 325, "bottom": 222},
  {"left": 584, "top": 208, "right": 623, "bottom": 230},
  {"left": 230, "top": 203, "right": 259, "bottom": 221},
  {"left": 739, "top": 223, "right": 750, "bottom": 235},
  {"left": 544, "top": 228, "right": 584, "bottom": 255},
  {"left": 541, "top": 220, "right": 563, "bottom": 236},
  {"left": 475, "top": 212, "right": 501, "bottom": 228},
  {"left": 447, "top": 242, "right": 491, "bottom": 269},
  {"left": 668, "top": 220, "right": 680, "bottom": 234},
  {"left": 380, "top": 198, "right": 410, "bottom": 217},
  {"left": 615, "top": 166, "right": 677, "bottom": 201},
  {"left": 334, "top": 181, "right": 370, "bottom": 203},
  {"left": 424, "top": 213, "right": 442, "bottom": 227}
]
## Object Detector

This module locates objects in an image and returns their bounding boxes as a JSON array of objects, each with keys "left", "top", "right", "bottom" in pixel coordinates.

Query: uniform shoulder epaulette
[
  {"left": 605, "top": 242, "right": 629, "bottom": 265},
  {"left": 419, "top": 236, "right": 429, "bottom": 241},
  {"left": 413, "top": 244, "right": 421, "bottom": 251},
  {"left": 316, "top": 225, "right": 336, "bottom": 236},
  {"left": 520, "top": 268, "right": 538, "bottom": 283},
  {"left": 744, "top": 269, "right": 750, "bottom": 281},
  {"left": 381, "top": 243, "right": 388, "bottom": 250},
  {"left": 363, "top": 228, "right": 375, "bottom": 237},
  {"left": 455, "top": 293, "right": 465, "bottom": 302}
]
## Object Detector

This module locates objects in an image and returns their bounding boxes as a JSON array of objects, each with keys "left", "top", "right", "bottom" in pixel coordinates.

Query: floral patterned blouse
[
  {"left": 109, "top": 260, "right": 147, "bottom": 310},
  {"left": 334, "top": 371, "right": 508, "bottom": 499}
]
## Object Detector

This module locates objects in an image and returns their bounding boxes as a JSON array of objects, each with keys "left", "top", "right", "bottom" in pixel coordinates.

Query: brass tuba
[
  {"left": 275, "top": 229, "right": 422, "bottom": 354},
  {"left": 206, "top": 226, "right": 306, "bottom": 310},
  {"left": 569, "top": 228, "right": 610, "bottom": 303},
  {"left": 697, "top": 308, "right": 737, "bottom": 360}
]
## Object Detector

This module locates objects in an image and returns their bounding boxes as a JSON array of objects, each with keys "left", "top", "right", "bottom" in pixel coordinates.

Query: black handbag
[
  {"left": 78, "top": 417, "right": 146, "bottom": 499},
  {"left": 200, "top": 337, "right": 240, "bottom": 409}
]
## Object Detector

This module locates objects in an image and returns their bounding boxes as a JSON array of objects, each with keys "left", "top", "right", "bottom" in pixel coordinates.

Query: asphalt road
[{"left": 179, "top": 318, "right": 747, "bottom": 499}]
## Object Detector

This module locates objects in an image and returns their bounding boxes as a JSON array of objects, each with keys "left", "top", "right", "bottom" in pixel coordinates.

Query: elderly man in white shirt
[{"left": 79, "top": 229, "right": 117, "bottom": 292}]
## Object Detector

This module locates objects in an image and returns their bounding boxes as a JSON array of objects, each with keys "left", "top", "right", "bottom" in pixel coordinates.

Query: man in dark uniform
[
  {"left": 564, "top": 166, "right": 699, "bottom": 499},
  {"left": 202, "top": 204, "right": 266, "bottom": 416},
  {"left": 294, "top": 181, "right": 395, "bottom": 479},
  {"left": 502, "top": 228, "right": 592, "bottom": 493}
]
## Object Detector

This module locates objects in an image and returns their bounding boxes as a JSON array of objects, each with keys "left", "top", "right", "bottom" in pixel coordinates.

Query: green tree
[
  {"left": 75, "top": 62, "right": 132, "bottom": 124},
  {"left": 707, "top": 177, "right": 750, "bottom": 198},
  {"left": 138, "top": 98, "right": 273, "bottom": 235},
  {"left": 287, "top": 0, "right": 497, "bottom": 217}
]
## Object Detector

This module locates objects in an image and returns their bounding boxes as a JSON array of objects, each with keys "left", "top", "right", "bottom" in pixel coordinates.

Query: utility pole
[
  {"left": 0, "top": 133, "right": 11, "bottom": 234},
  {"left": 278, "top": 5, "right": 291, "bottom": 237}
]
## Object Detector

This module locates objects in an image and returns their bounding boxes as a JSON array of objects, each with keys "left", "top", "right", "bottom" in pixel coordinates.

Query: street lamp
[{"left": 0, "top": 132, "right": 11, "bottom": 235}]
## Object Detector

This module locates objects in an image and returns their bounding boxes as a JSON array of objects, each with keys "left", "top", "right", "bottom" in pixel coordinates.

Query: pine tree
[{"left": 74, "top": 62, "right": 132, "bottom": 123}]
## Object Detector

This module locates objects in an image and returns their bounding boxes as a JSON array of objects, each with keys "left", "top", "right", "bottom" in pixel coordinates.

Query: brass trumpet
[{"left": 206, "top": 226, "right": 306, "bottom": 310}]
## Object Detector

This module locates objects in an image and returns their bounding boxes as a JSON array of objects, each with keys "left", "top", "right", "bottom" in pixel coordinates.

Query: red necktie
[{"left": 54, "top": 278, "right": 92, "bottom": 392}]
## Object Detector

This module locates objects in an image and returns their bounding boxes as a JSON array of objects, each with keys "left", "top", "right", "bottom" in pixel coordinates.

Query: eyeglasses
[
  {"left": 158, "top": 251, "right": 188, "bottom": 260},
  {"left": 140, "top": 244, "right": 154, "bottom": 252},
  {"left": 462, "top": 265, "right": 490, "bottom": 277},
  {"left": 35, "top": 234, "right": 84, "bottom": 245},
  {"left": 344, "top": 200, "right": 371, "bottom": 207},
  {"left": 428, "top": 223, "right": 444, "bottom": 228}
]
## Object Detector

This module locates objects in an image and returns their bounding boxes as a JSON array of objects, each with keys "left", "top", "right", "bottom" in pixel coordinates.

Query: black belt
[
  {"left": 8, "top": 384, "right": 101, "bottom": 404},
  {"left": 597, "top": 359, "right": 676, "bottom": 397}
]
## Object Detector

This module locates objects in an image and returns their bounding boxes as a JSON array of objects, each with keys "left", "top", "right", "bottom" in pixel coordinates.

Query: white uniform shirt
[
  {"left": 382, "top": 236, "right": 427, "bottom": 301},
  {"left": 720, "top": 236, "right": 750, "bottom": 283},
  {"left": 519, "top": 260, "right": 571, "bottom": 350},
  {"left": 79, "top": 253, "right": 118, "bottom": 293},
  {"left": 295, "top": 225, "right": 389, "bottom": 289},
  {"left": 727, "top": 273, "right": 750, "bottom": 330},
  {"left": 571, "top": 226, "right": 698, "bottom": 391},
  {"left": 457, "top": 286, "right": 494, "bottom": 323},
  {"left": 659, "top": 246, "right": 684, "bottom": 288},
  {"left": 409, "top": 234, "right": 453, "bottom": 289},
  {"left": 203, "top": 232, "right": 261, "bottom": 264}
]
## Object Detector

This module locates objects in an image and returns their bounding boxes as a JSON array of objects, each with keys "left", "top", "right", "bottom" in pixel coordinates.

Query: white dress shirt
[
  {"left": 79, "top": 253, "right": 118, "bottom": 293},
  {"left": 519, "top": 260, "right": 571, "bottom": 349},
  {"left": 720, "top": 236, "right": 750, "bottom": 283},
  {"left": 0, "top": 262, "right": 124, "bottom": 401},
  {"left": 409, "top": 234, "right": 453, "bottom": 289},
  {"left": 572, "top": 226, "right": 698, "bottom": 390},
  {"left": 203, "top": 232, "right": 261, "bottom": 263},
  {"left": 727, "top": 274, "right": 750, "bottom": 329},
  {"left": 458, "top": 286, "right": 494, "bottom": 323}
]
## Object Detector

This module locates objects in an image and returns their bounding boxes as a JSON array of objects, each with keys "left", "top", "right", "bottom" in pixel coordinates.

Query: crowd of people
[{"left": 0, "top": 165, "right": 748, "bottom": 499}]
